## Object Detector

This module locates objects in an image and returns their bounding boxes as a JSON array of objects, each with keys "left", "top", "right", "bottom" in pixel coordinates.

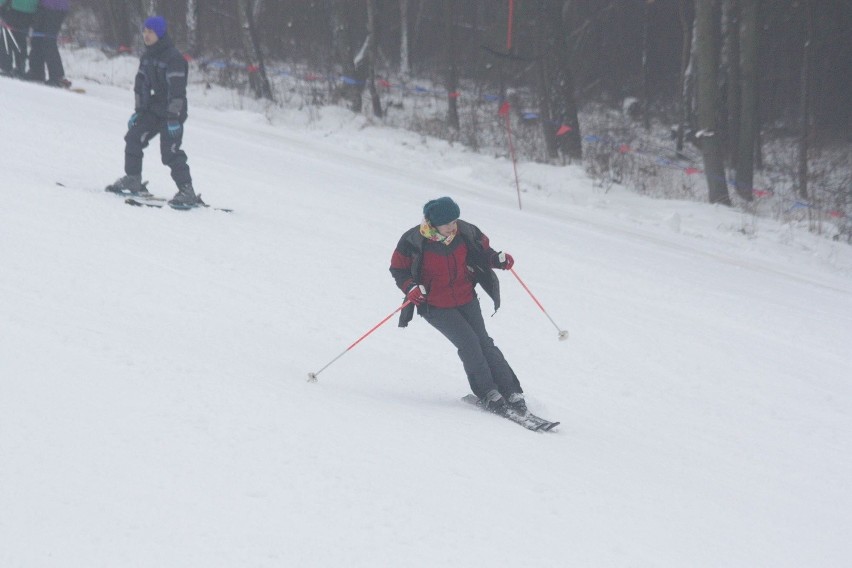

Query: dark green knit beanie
[{"left": 423, "top": 197, "right": 460, "bottom": 226}]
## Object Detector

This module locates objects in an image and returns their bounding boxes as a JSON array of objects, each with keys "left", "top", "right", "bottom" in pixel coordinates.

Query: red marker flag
[
  {"left": 498, "top": 101, "right": 511, "bottom": 116},
  {"left": 556, "top": 125, "right": 572, "bottom": 136}
]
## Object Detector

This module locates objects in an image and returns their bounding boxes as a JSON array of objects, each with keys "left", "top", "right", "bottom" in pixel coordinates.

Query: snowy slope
[{"left": 1, "top": 62, "right": 852, "bottom": 567}]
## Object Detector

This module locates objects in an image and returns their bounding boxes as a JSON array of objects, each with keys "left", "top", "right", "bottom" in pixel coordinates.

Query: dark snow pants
[
  {"left": 124, "top": 111, "right": 192, "bottom": 187},
  {"left": 28, "top": 8, "right": 66, "bottom": 81},
  {"left": 423, "top": 298, "right": 522, "bottom": 399}
]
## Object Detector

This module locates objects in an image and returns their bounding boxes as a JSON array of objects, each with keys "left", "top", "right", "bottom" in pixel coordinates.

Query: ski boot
[
  {"left": 168, "top": 183, "right": 204, "bottom": 209},
  {"left": 105, "top": 174, "right": 150, "bottom": 196},
  {"left": 46, "top": 77, "right": 73, "bottom": 89},
  {"left": 482, "top": 389, "right": 508, "bottom": 414},
  {"left": 507, "top": 392, "right": 527, "bottom": 415}
]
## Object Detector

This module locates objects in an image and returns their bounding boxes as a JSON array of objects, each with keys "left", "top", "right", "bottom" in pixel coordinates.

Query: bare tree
[
  {"left": 538, "top": 1, "right": 582, "bottom": 162},
  {"left": 185, "top": 0, "right": 197, "bottom": 54},
  {"left": 735, "top": 0, "right": 758, "bottom": 202},
  {"left": 113, "top": 0, "right": 145, "bottom": 48},
  {"left": 400, "top": 0, "right": 410, "bottom": 78},
  {"left": 132, "top": 0, "right": 147, "bottom": 42},
  {"left": 641, "top": 0, "right": 654, "bottom": 130},
  {"left": 695, "top": 0, "right": 731, "bottom": 204},
  {"left": 534, "top": 3, "right": 558, "bottom": 161},
  {"left": 443, "top": 0, "right": 459, "bottom": 129},
  {"left": 722, "top": 0, "right": 741, "bottom": 167},
  {"left": 330, "top": 0, "right": 365, "bottom": 112},
  {"left": 365, "top": 0, "right": 382, "bottom": 118},
  {"left": 237, "top": 0, "right": 273, "bottom": 100},
  {"left": 798, "top": 0, "right": 813, "bottom": 200},
  {"left": 676, "top": 0, "right": 694, "bottom": 152}
]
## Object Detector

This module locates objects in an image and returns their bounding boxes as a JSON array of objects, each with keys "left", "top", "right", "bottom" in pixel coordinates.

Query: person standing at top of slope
[
  {"left": 25, "top": 0, "right": 71, "bottom": 87},
  {"left": 389, "top": 196, "right": 528, "bottom": 414},
  {"left": 106, "top": 15, "right": 201, "bottom": 208}
]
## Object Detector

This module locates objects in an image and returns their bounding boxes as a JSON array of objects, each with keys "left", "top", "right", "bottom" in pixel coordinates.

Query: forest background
[{"left": 63, "top": 0, "right": 850, "bottom": 238}]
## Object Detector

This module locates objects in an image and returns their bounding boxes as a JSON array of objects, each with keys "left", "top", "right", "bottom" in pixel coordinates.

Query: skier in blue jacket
[{"left": 106, "top": 16, "right": 200, "bottom": 208}]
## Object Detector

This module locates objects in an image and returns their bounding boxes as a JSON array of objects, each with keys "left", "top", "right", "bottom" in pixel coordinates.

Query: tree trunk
[
  {"left": 443, "top": 0, "right": 459, "bottom": 129},
  {"left": 412, "top": 0, "right": 426, "bottom": 57},
  {"left": 798, "top": 0, "right": 813, "bottom": 200},
  {"left": 185, "top": 0, "right": 197, "bottom": 54},
  {"left": 366, "top": 0, "right": 383, "bottom": 118},
  {"left": 543, "top": 1, "right": 582, "bottom": 162},
  {"left": 241, "top": 0, "right": 274, "bottom": 101},
  {"left": 723, "top": 0, "right": 741, "bottom": 167},
  {"left": 642, "top": 0, "right": 653, "bottom": 131},
  {"left": 400, "top": 0, "right": 410, "bottom": 78},
  {"left": 535, "top": 2, "right": 558, "bottom": 160},
  {"left": 754, "top": 86, "right": 763, "bottom": 170},
  {"left": 696, "top": 0, "right": 731, "bottom": 205},
  {"left": 735, "top": 0, "right": 758, "bottom": 201},
  {"left": 676, "top": 0, "right": 693, "bottom": 152},
  {"left": 330, "top": 0, "right": 364, "bottom": 112},
  {"left": 124, "top": 0, "right": 145, "bottom": 49},
  {"left": 106, "top": 1, "right": 129, "bottom": 48}
]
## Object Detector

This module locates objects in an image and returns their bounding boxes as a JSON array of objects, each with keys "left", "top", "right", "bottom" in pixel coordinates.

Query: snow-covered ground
[{"left": 1, "top": 50, "right": 851, "bottom": 567}]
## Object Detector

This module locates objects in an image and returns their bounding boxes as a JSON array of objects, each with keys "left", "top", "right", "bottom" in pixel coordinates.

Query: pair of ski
[
  {"left": 124, "top": 192, "right": 233, "bottom": 213},
  {"left": 55, "top": 182, "right": 232, "bottom": 213},
  {"left": 462, "top": 394, "right": 559, "bottom": 432}
]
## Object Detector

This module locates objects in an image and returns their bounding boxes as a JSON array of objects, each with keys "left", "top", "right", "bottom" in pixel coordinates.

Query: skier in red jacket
[{"left": 390, "top": 197, "right": 526, "bottom": 414}]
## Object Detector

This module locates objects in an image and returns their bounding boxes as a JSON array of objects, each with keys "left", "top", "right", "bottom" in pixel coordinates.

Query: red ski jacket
[{"left": 390, "top": 220, "right": 503, "bottom": 327}]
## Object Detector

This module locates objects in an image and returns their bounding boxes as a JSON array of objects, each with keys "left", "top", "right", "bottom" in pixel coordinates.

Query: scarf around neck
[{"left": 420, "top": 219, "right": 457, "bottom": 245}]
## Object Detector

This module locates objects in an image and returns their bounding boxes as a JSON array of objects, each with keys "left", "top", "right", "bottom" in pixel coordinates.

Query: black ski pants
[
  {"left": 28, "top": 7, "right": 66, "bottom": 81},
  {"left": 124, "top": 111, "right": 192, "bottom": 187},
  {"left": 423, "top": 298, "right": 522, "bottom": 399}
]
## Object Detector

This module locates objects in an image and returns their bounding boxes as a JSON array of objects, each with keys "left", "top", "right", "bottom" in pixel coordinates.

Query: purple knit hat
[{"left": 144, "top": 16, "right": 167, "bottom": 38}]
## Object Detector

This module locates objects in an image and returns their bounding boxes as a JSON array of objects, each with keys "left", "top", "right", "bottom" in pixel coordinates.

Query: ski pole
[
  {"left": 1, "top": 24, "right": 21, "bottom": 53},
  {"left": 308, "top": 300, "right": 412, "bottom": 382},
  {"left": 509, "top": 268, "right": 569, "bottom": 341}
]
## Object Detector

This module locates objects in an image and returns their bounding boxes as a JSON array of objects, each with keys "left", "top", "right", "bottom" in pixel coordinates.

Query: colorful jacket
[
  {"left": 134, "top": 34, "right": 188, "bottom": 120},
  {"left": 390, "top": 219, "right": 502, "bottom": 328}
]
